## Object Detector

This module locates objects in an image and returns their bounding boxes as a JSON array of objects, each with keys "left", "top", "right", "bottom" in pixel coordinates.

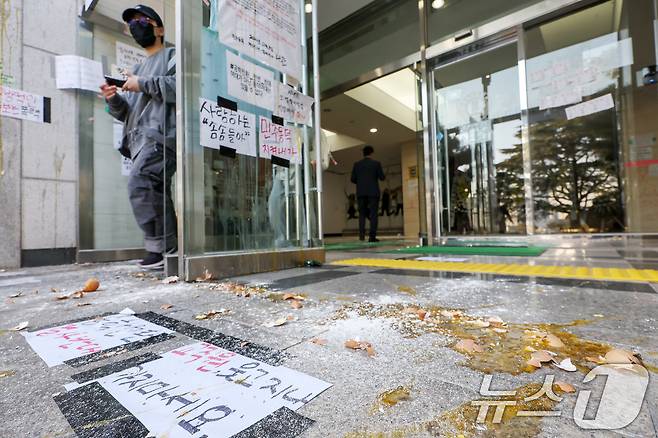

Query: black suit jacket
[{"left": 351, "top": 157, "right": 385, "bottom": 197}]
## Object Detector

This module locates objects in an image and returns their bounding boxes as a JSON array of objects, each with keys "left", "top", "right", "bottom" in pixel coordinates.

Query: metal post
[
  {"left": 285, "top": 167, "right": 291, "bottom": 240},
  {"left": 418, "top": 0, "right": 439, "bottom": 244},
  {"left": 311, "top": 0, "right": 323, "bottom": 242},
  {"left": 294, "top": 160, "right": 302, "bottom": 243},
  {"left": 300, "top": 0, "right": 312, "bottom": 246},
  {"left": 282, "top": 73, "right": 292, "bottom": 243},
  {"left": 175, "top": 0, "right": 186, "bottom": 278},
  {"left": 443, "top": 128, "right": 451, "bottom": 233},
  {"left": 653, "top": 1, "right": 658, "bottom": 65},
  {"left": 517, "top": 25, "right": 535, "bottom": 236}
]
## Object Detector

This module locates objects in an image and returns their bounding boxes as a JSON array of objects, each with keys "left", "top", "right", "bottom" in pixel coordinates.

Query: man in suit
[{"left": 351, "top": 145, "right": 385, "bottom": 242}]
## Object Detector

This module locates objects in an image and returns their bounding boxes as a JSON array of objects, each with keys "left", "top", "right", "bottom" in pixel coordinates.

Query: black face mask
[{"left": 129, "top": 22, "right": 157, "bottom": 48}]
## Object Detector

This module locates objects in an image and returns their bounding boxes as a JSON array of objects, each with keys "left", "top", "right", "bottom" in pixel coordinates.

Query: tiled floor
[{"left": 0, "top": 236, "right": 657, "bottom": 437}]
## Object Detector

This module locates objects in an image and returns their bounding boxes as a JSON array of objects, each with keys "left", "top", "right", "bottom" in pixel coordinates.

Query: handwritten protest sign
[
  {"left": 22, "top": 314, "right": 173, "bottom": 366},
  {"left": 55, "top": 55, "right": 104, "bottom": 92},
  {"left": 218, "top": 0, "right": 302, "bottom": 80},
  {"left": 199, "top": 98, "right": 257, "bottom": 157},
  {"left": 259, "top": 116, "right": 299, "bottom": 164},
  {"left": 275, "top": 82, "right": 314, "bottom": 125},
  {"left": 226, "top": 51, "right": 275, "bottom": 111},
  {"left": 0, "top": 86, "right": 49, "bottom": 123},
  {"left": 116, "top": 41, "right": 146, "bottom": 71},
  {"left": 78, "top": 342, "right": 331, "bottom": 438}
]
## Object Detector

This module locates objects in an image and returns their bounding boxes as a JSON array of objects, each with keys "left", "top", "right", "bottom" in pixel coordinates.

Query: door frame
[
  {"left": 428, "top": 31, "right": 523, "bottom": 237},
  {"left": 422, "top": 0, "right": 623, "bottom": 242}
]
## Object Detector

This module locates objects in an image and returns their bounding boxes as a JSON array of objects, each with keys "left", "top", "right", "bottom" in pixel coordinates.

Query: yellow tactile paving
[{"left": 332, "top": 258, "right": 658, "bottom": 284}]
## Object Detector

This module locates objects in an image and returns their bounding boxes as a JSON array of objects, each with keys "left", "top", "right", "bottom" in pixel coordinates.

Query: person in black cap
[
  {"left": 99, "top": 5, "right": 176, "bottom": 270},
  {"left": 351, "top": 145, "right": 385, "bottom": 242}
]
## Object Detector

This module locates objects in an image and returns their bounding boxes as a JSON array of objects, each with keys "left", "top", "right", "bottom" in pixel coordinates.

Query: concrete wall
[
  {"left": 322, "top": 172, "right": 348, "bottom": 235},
  {"left": 401, "top": 142, "right": 421, "bottom": 239},
  {"left": 0, "top": 0, "right": 80, "bottom": 268},
  {"left": 0, "top": 0, "right": 23, "bottom": 268},
  {"left": 622, "top": 0, "right": 658, "bottom": 232}
]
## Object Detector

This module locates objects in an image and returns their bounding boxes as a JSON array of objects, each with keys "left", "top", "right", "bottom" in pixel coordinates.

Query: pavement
[{"left": 1, "top": 236, "right": 658, "bottom": 437}]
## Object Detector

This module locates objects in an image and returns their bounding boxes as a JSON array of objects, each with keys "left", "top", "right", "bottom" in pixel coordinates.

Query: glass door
[
  {"left": 432, "top": 37, "right": 525, "bottom": 235},
  {"left": 523, "top": 0, "right": 632, "bottom": 234}
]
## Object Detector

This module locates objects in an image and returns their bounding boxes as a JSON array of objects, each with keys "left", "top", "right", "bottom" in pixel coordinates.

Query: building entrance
[
  {"left": 426, "top": 0, "right": 658, "bottom": 238},
  {"left": 433, "top": 37, "right": 524, "bottom": 235}
]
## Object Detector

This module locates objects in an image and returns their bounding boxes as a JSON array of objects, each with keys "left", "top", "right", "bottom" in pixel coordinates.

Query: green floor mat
[
  {"left": 442, "top": 239, "right": 531, "bottom": 248},
  {"left": 392, "top": 245, "right": 548, "bottom": 257},
  {"left": 325, "top": 240, "right": 405, "bottom": 251}
]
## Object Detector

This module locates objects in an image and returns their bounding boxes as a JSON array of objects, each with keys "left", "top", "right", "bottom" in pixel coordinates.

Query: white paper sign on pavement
[
  {"left": 199, "top": 97, "right": 257, "bottom": 157},
  {"left": 217, "top": 0, "right": 302, "bottom": 80},
  {"left": 276, "top": 82, "right": 314, "bottom": 125},
  {"left": 226, "top": 51, "right": 276, "bottom": 111},
  {"left": 0, "top": 86, "right": 47, "bottom": 123},
  {"left": 259, "top": 116, "right": 299, "bottom": 164},
  {"left": 88, "top": 342, "right": 331, "bottom": 438},
  {"left": 23, "top": 314, "right": 173, "bottom": 367},
  {"left": 417, "top": 257, "right": 469, "bottom": 263}
]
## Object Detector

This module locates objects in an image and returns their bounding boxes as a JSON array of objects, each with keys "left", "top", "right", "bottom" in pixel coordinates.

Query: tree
[
  {"left": 493, "top": 109, "right": 623, "bottom": 232},
  {"left": 529, "top": 110, "right": 622, "bottom": 231}
]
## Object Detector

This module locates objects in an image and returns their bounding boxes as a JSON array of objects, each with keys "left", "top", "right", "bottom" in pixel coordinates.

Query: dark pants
[
  {"left": 127, "top": 144, "right": 177, "bottom": 254},
  {"left": 358, "top": 196, "right": 380, "bottom": 240}
]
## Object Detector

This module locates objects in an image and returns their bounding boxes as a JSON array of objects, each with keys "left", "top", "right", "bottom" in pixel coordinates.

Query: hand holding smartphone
[{"left": 104, "top": 76, "right": 127, "bottom": 88}]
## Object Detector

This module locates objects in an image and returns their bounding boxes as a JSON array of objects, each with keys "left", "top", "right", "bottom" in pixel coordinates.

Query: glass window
[
  {"left": 433, "top": 41, "right": 524, "bottom": 235},
  {"left": 179, "top": 0, "right": 319, "bottom": 258},
  {"left": 523, "top": 0, "right": 656, "bottom": 233},
  {"left": 90, "top": 26, "right": 145, "bottom": 249},
  {"left": 79, "top": 1, "right": 175, "bottom": 251}
]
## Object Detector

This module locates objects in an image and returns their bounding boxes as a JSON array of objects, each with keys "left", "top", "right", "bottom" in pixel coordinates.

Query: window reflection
[
  {"left": 434, "top": 42, "right": 523, "bottom": 235},
  {"left": 524, "top": 1, "right": 629, "bottom": 233}
]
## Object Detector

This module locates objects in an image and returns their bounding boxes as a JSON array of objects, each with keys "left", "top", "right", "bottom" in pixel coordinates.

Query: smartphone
[{"left": 105, "top": 76, "right": 127, "bottom": 88}]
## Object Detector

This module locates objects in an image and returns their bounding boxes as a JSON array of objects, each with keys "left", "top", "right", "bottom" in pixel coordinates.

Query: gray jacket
[{"left": 108, "top": 47, "right": 176, "bottom": 159}]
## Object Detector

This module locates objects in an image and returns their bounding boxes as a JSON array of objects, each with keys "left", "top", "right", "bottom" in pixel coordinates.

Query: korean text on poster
[
  {"left": 226, "top": 51, "right": 275, "bottom": 111},
  {"left": 259, "top": 116, "right": 299, "bottom": 164},
  {"left": 199, "top": 98, "right": 257, "bottom": 157},
  {"left": 0, "top": 86, "right": 48, "bottom": 123},
  {"left": 565, "top": 94, "right": 614, "bottom": 120},
  {"left": 22, "top": 314, "right": 173, "bottom": 367},
  {"left": 79, "top": 342, "right": 331, "bottom": 438},
  {"left": 115, "top": 41, "right": 147, "bottom": 71},
  {"left": 55, "top": 55, "right": 104, "bottom": 92},
  {"left": 276, "top": 82, "right": 314, "bottom": 125},
  {"left": 217, "top": 0, "right": 302, "bottom": 80}
]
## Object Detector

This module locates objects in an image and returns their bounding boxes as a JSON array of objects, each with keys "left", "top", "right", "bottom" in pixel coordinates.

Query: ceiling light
[
  {"left": 432, "top": 0, "right": 445, "bottom": 9},
  {"left": 370, "top": 128, "right": 378, "bottom": 133},
  {"left": 305, "top": 3, "right": 312, "bottom": 13}
]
